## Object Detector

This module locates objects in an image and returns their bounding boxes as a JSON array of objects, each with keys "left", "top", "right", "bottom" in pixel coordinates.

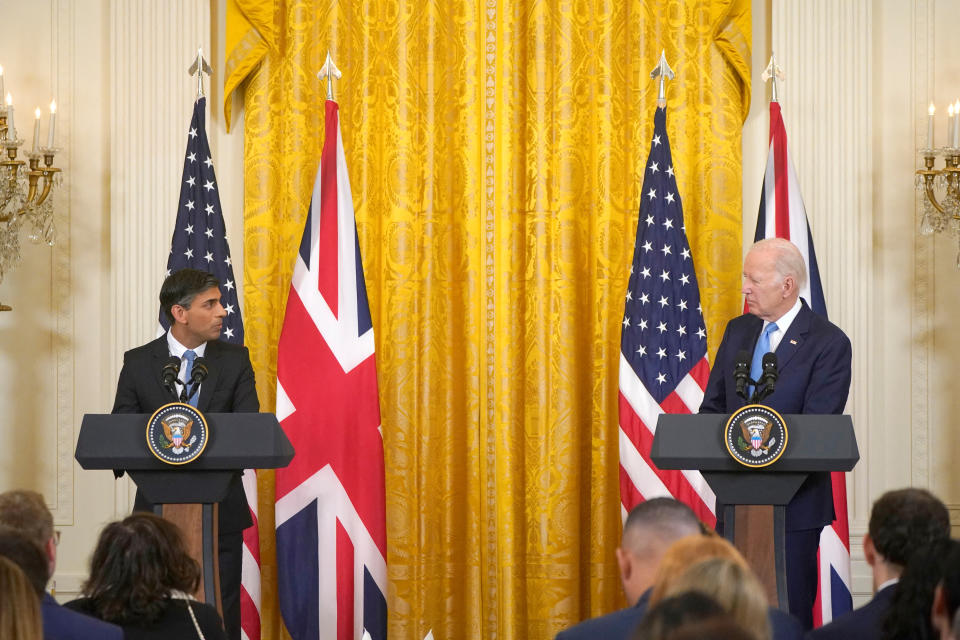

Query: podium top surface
[
  {"left": 76, "top": 413, "right": 294, "bottom": 471},
  {"left": 651, "top": 413, "right": 858, "bottom": 473}
]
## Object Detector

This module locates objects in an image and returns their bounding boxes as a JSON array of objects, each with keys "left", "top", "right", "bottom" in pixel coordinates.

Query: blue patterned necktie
[
  {"left": 749, "top": 322, "right": 778, "bottom": 398},
  {"left": 182, "top": 349, "right": 199, "bottom": 406}
]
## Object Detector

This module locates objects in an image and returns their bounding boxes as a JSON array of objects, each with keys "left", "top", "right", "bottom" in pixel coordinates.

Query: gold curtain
[{"left": 225, "top": 1, "right": 750, "bottom": 638}]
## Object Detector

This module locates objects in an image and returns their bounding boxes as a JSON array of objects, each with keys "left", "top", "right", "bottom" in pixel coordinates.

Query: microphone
[
  {"left": 733, "top": 350, "right": 751, "bottom": 400},
  {"left": 161, "top": 356, "right": 182, "bottom": 397},
  {"left": 754, "top": 352, "right": 779, "bottom": 402},
  {"left": 183, "top": 357, "right": 209, "bottom": 403}
]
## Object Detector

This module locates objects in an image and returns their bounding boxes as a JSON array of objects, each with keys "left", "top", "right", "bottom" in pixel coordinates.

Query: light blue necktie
[
  {"left": 182, "top": 349, "right": 199, "bottom": 406},
  {"left": 749, "top": 322, "right": 778, "bottom": 398}
]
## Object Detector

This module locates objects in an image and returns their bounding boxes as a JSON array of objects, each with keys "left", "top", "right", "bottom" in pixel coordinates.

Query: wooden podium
[
  {"left": 650, "top": 412, "right": 858, "bottom": 609},
  {"left": 75, "top": 413, "right": 294, "bottom": 612}
]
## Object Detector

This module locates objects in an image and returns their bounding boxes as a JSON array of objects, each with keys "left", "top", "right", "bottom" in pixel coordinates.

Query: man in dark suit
[
  {"left": 699, "top": 237, "right": 852, "bottom": 629},
  {"left": 806, "top": 488, "right": 950, "bottom": 640},
  {"left": 555, "top": 498, "right": 804, "bottom": 640},
  {"left": 113, "top": 268, "right": 259, "bottom": 640},
  {"left": 0, "top": 490, "right": 124, "bottom": 640}
]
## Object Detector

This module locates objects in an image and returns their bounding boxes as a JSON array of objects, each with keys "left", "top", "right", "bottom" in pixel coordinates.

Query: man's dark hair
[
  {"left": 623, "top": 497, "right": 703, "bottom": 542},
  {"left": 159, "top": 268, "right": 220, "bottom": 324},
  {"left": 82, "top": 513, "right": 201, "bottom": 625},
  {"left": 0, "top": 526, "right": 49, "bottom": 595},
  {"left": 868, "top": 488, "right": 950, "bottom": 566},
  {"left": 631, "top": 591, "right": 728, "bottom": 640}
]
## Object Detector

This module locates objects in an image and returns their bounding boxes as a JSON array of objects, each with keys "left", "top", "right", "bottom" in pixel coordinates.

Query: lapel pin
[{"left": 789, "top": 339, "right": 797, "bottom": 345}]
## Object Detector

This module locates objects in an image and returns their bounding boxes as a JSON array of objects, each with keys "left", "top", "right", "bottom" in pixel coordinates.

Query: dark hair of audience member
[
  {"left": 81, "top": 513, "right": 201, "bottom": 625},
  {"left": 631, "top": 591, "right": 728, "bottom": 640},
  {"left": 666, "top": 618, "right": 756, "bottom": 640},
  {"left": 869, "top": 488, "right": 950, "bottom": 566},
  {"left": 0, "top": 556, "right": 43, "bottom": 640},
  {"left": 0, "top": 527, "right": 49, "bottom": 595},
  {"left": 882, "top": 538, "right": 960, "bottom": 640},
  {"left": 936, "top": 542, "right": 960, "bottom": 639}
]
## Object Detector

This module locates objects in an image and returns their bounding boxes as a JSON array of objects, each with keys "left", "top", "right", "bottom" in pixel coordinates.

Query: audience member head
[
  {"left": 742, "top": 238, "right": 806, "bottom": 322},
  {"left": 666, "top": 619, "right": 756, "bottom": 640},
  {"left": 931, "top": 541, "right": 960, "bottom": 640},
  {"left": 81, "top": 513, "right": 201, "bottom": 625},
  {"left": 649, "top": 534, "right": 747, "bottom": 604},
  {"left": 656, "top": 557, "right": 771, "bottom": 640},
  {"left": 631, "top": 590, "right": 728, "bottom": 640},
  {"left": 617, "top": 498, "right": 704, "bottom": 605},
  {"left": 0, "top": 490, "right": 56, "bottom": 579},
  {"left": 0, "top": 527, "right": 49, "bottom": 595},
  {"left": 883, "top": 538, "right": 960, "bottom": 640},
  {"left": 0, "top": 556, "right": 43, "bottom": 640},
  {"left": 866, "top": 488, "right": 950, "bottom": 590}
]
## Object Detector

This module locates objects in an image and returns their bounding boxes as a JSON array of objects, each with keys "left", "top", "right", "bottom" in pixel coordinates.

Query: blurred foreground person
[
  {"left": 0, "top": 555, "right": 43, "bottom": 640},
  {"left": 882, "top": 538, "right": 960, "bottom": 640}
]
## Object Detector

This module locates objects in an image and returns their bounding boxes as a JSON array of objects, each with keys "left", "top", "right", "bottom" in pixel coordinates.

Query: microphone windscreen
[
  {"left": 762, "top": 351, "right": 777, "bottom": 368},
  {"left": 735, "top": 350, "right": 750, "bottom": 367},
  {"left": 191, "top": 357, "right": 209, "bottom": 381}
]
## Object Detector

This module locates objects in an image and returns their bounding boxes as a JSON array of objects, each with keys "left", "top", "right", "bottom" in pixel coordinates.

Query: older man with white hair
[{"left": 699, "top": 237, "right": 853, "bottom": 630}]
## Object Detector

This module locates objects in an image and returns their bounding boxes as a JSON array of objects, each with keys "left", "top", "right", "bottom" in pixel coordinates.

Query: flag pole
[
  {"left": 649, "top": 49, "right": 675, "bottom": 108},
  {"left": 762, "top": 53, "right": 785, "bottom": 104},
  {"left": 318, "top": 51, "right": 342, "bottom": 101},
  {"left": 188, "top": 46, "right": 212, "bottom": 99}
]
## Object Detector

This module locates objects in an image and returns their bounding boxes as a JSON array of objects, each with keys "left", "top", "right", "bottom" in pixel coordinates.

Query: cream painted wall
[
  {"left": 0, "top": 0, "right": 243, "bottom": 598},
  {"left": 0, "top": 0, "right": 957, "bottom": 613}
]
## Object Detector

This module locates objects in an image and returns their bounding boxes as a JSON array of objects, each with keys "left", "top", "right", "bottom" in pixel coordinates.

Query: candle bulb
[
  {"left": 948, "top": 104, "right": 955, "bottom": 150},
  {"left": 928, "top": 103, "right": 936, "bottom": 148},
  {"left": 953, "top": 100, "right": 959, "bottom": 148},
  {"left": 32, "top": 107, "right": 40, "bottom": 152},
  {"left": 0, "top": 66, "right": 4, "bottom": 107},
  {"left": 47, "top": 100, "right": 56, "bottom": 148},
  {"left": 5, "top": 93, "right": 14, "bottom": 142}
]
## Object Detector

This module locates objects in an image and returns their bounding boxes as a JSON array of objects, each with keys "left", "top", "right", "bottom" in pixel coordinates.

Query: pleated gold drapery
[{"left": 224, "top": 1, "right": 750, "bottom": 638}]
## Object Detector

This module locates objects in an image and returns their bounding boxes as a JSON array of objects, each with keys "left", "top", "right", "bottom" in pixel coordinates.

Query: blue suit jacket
[
  {"left": 699, "top": 300, "right": 851, "bottom": 530},
  {"left": 804, "top": 583, "right": 896, "bottom": 640},
  {"left": 554, "top": 590, "right": 804, "bottom": 640},
  {"left": 42, "top": 593, "right": 124, "bottom": 640}
]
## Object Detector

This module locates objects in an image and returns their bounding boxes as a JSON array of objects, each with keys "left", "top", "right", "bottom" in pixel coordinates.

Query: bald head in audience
[{"left": 616, "top": 498, "right": 704, "bottom": 606}]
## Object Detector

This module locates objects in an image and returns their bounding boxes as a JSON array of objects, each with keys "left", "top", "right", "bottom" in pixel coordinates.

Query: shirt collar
[
  {"left": 764, "top": 297, "right": 802, "bottom": 334},
  {"left": 877, "top": 578, "right": 899, "bottom": 593},
  {"left": 166, "top": 331, "right": 207, "bottom": 359}
]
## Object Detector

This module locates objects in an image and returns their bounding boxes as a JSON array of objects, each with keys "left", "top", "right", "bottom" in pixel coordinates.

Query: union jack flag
[
  {"left": 274, "top": 100, "right": 387, "bottom": 640},
  {"left": 160, "top": 98, "right": 263, "bottom": 640},
  {"left": 754, "top": 100, "right": 852, "bottom": 627},
  {"left": 618, "top": 106, "right": 716, "bottom": 527}
]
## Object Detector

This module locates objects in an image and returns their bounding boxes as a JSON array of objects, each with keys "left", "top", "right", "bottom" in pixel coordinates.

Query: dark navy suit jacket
[
  {"left": 42, "top": 593, "right": 124, "bottom": 640},
  {"left": 699, "top": 300, "right": 852, "bottom": 530},
  {"left": 804, "top": 583, "right": 896, "bottom": 640},
  {"left": 112, "top": 335, "right": 260, "bottom": 533},
  {"left": 554, "top": 589, "right": 804, "bottom": 640}
]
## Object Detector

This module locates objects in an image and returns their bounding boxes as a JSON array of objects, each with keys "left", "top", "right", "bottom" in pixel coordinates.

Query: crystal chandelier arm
[{"left": 919, "top": 170, "right": 947, "bottom": 214}]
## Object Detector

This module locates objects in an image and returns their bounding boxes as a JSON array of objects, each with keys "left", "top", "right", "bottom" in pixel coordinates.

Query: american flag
[
  {"left": 274, "top": 99, "right": 387, "bottom": 640},
  {"left": 618, "top": 106, "right": 717, "bottom": 527},
  {"left": 161, "top": 96, "right": 262, "bottom": 640},
  {"left": 754, "top": 100, "right": 852, "bottom": 626}
]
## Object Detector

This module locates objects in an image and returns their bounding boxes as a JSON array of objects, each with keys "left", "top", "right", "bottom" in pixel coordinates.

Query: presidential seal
[
  {"left": 724, "top": 405, "right": 788, "bottom": 468},
  {"left": 146, "top": 402, "right": 209, "bottom": 465}
]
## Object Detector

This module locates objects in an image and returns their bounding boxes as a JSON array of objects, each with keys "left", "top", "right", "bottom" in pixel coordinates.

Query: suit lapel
[
  {"left": 198, "top": 341, "right": 221, "bottom": 412},
  {"left": 773, "top": 302, "right": 811, "bottom": 371}
]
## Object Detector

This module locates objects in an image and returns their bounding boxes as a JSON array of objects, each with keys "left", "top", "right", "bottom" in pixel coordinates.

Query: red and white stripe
[
  {"left": 618, "top": 354, "right": 717, "bottom": 526},
  {"left": 240, "top": 469, "right": 261, "bottom": 640}
]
